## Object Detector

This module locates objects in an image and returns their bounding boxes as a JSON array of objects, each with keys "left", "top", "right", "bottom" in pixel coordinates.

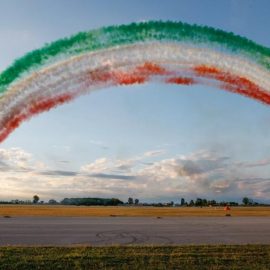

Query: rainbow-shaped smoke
[{"left": 0, "top": 21, "right": 269, "bottom": 142}]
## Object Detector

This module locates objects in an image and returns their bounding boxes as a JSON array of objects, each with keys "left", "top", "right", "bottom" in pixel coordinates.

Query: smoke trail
[{"left": 0, "top": 22, "right": 269, "bottom": 142}]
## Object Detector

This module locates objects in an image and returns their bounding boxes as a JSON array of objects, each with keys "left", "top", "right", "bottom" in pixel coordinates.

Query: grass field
[
  {"left": 0, "top": 205, "right": 269, "bottom": 217},
  {"left": 0, "top": 245, "right": 269, "bottom": 269}
]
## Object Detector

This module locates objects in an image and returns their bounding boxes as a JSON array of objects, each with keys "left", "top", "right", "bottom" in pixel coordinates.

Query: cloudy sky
[{"left": 0, "top": 0, "right": 270, "bottom": 203}]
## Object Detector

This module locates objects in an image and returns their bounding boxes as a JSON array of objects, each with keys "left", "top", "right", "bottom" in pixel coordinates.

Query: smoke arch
[{"left": 0, "top": 21, "right": 269, "bottom": 142}]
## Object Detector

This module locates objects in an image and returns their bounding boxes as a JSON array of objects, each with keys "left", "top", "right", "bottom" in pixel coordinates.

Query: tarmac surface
[{"left": 0, "top": 216, "right": 269, "bottom": 246}]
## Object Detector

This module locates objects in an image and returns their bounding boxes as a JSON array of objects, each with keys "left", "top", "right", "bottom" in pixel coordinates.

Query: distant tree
[
  {"left": 128, "top": 197, "right": 134, "bottom": 205},
  {"left": 48, "top": 199, "right": 58, "bottom": 204},
  {"left": 189, "top": 200, "right": 194, "bottom": 206},
  {"left": 110, "top": 198, "right": 123, "bottom": 206},
  {"left": 33, "top": 195, "right": 40, "bottom": 204},
  {"left": 209, "top": 200, "right": 217, "bottom": 206},
  {"left": 202, "top": 199, "right": 208, "bottom": 206},
  {"left": 181, "top": 198, "right": 185, "bottom": 206},
  {"left": 134, "top": 198, "right": 139, "bottom": 205},
  {"left": 195, "top": 198, "right": 203, "bottom": 206},
  {"left": 220, "top": 201, "right": 226, "bottom": 206},
  {"left": 229, "top": 201, "right": 239, "bottom": 206},
  {"left": 242, "top": 197, "right": 250, "bottom": 206}
]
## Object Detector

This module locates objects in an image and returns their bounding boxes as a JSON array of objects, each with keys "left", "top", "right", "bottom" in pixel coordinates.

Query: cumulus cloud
[
  {"left": 80, "top": 157, "right": 139, "bottom": 174},
  {"left": 80, "top": 158, "right": 110, "bottom": 174},
  {"left": 0, "top": 147, "right": 269, "bottom": 202},
  {"left": 0, "top": 148, "right": 32, "bottom": 168},
  {"left": 0, "top": 160, "right": 10, "bottom": 171},
  {"left": 138, "top": 151, "right": 228, "bottom": 180}
]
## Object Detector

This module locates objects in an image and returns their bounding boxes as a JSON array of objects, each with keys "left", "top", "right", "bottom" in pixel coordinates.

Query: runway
[{"left": 0, "top": 216, "right": 269, "bottom": 246}]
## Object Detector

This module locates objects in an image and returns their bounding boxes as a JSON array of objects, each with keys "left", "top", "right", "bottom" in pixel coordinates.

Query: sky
[{"left": 0, "top": 0, "right": 270, "bottom": 203}]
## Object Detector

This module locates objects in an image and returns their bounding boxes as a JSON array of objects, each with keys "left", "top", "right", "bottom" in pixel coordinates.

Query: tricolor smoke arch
[{"left": 0, "top": 21, "right": 270, "bottom": 143}]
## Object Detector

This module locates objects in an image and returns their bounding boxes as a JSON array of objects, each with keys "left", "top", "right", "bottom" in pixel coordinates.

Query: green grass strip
[{"left": 0, "top": 245, "right": 269, "bottom": 270}]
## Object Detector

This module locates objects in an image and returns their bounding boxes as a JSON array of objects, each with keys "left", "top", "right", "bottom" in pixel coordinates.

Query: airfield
[
  {"left": 0, "top": 216, "right": 270, "bottom": 246},
  {"left": 0, "top": 206, "right": 270, "bottom": 246},
  {"left": 1, "top": 206, "right": 270, "bottom": 269},
  {"left": 1, "top": 205, "right": 270, "bottom": 217}
]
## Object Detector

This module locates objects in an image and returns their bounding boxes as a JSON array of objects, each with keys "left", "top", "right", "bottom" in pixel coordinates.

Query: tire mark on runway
[{"left": 88, "top": 231, "right": 173, "bottom": 245}]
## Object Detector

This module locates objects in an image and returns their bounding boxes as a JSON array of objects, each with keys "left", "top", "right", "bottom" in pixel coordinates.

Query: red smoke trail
[
  {"left": 166, "top": 77, "right": 195, "bottom": 85},
  {"left": 135, "top": 62, "right": 167, "bottom": 75},
  {"left": 28, "top": 94, "right": 74, "bottom": 115},
  {"left": 1, "top": 62, "right": 269, "bottom": 143},
  {"left": 194, "top": 65, "right": 270, "bottom": 105},
  {"left": 1, "top": 62, "right": 169, "bottom": 143},
  {"left": 114, "top": 72, "right": 147, "bottom": 85},
  {"left": 87, "top": 62, "right": 166, "bottom": 86},
  {"left": 114, "top": 62, "right": 167, "bottom": 85},
  {"left": 0, "top": 93, "right": 74, "bottom": 143}
]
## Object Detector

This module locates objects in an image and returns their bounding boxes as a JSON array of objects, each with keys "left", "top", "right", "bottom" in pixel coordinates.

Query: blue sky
[{"left": 0, "top": 0, "right": 270, "bottom": 203}]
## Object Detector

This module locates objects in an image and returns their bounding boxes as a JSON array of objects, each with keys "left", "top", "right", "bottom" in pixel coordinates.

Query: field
[
  {"left": 0, "top": 205, "right": 269, "bottom": 217},
  {"left": 0, "top": 245, "right": 269, "bottom": 270},
  {"left": 1, "top": 207, "right": 270, "bottom": 269}
]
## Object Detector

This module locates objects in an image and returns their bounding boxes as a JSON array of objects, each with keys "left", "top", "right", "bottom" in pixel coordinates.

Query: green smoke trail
[{"left": 1, "top": 21, "right": 269, "bottom": 94}]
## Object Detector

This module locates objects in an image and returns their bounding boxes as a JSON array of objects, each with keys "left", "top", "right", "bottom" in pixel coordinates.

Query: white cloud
[
  {"left": 143, "top": 149, "right": 165, "bottom": 157},
  {"left": 80, "top": 158, "right": 110, "bottom": 174},
  {"left": 0, "top": 147, "right": 269, "bottom": 202},
  {"left": 0, "top": 147, "right": 46, "bottom": 171},
  {"left": 0, "top": 148, "right": 32, "bottom": 168}
]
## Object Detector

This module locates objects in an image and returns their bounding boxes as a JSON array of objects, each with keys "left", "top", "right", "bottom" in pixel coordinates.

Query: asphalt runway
[{"left": 0, "top": 217, "right": 269, "bottom": 246}]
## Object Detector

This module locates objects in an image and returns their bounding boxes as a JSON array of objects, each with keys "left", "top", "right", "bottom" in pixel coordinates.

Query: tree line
[
  {"left": 124, "top": 197, "right": 269, "bottom": 207},
  {"left": 61, "top": 197, "right": 123, "bottom": 206},
  {"left": 0, "top": 195, "right": 268, "bottom": 206}
]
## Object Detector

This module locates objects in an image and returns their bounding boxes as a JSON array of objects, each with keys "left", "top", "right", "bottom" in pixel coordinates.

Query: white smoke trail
[{"left": 0, "top": 42, "right": 269, "bottom": 139}]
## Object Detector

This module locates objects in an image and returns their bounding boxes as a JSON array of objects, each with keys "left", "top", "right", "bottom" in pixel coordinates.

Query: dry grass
[{"left": 0, "top": 205, "right": 269, "bottom": 217}]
